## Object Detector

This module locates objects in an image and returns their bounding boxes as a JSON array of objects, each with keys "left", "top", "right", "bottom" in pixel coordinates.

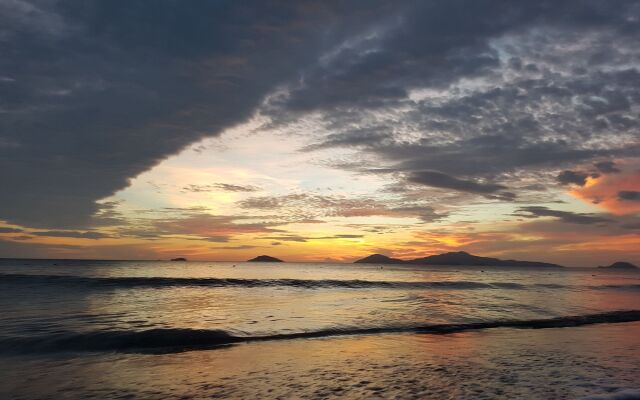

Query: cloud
[
  {"left": 332, "top": 234, "right": 363, "bottom": 239},
  {"left": 201, "top": 236, "right": 232, "bottom": 243},
  {"left": 594, "top": 161, "right": 620, "bottom": 174},
  {"left": 213, "top": 245, "right": 260, "bottom": 250},
  {"left": 263, "top": 1, "right": 640, "bottom": 206},
  {"left": 182, "top": 183, "right": 260, "bottom": 193},
  {"left": 302, "top": 128, "right": 393, "bottom": 152},
  {"left": 262, "top": 235, "right": 308, "bottom": 242},
  {"left": 557, "top": 170, "right": 589, "bottom": 186},
  {"left": 31, "top": 230, "right": 112, "bottom": 239},
  {"left": 151, "top": 213, "right": 280, "bottom": 242},
  {"left": 0, "top": 1, "right": 386, "bottom": 228},
  {"left": 3, "top": 0, "right": 640, "bottom": 260},
  {"left": 407, "top": 170, "right": 508, "bottom": 194},
  {"left": 618, "top": 191, "right": 640, "bottom": 201},
  {"left": 0, "top": 238, "right": 82, "bottom": 258},
  {"left": 0, "top": 227, "right": 23, "bottom": 233},
  {"left": 570, "top": 170, "right": 640, "bottom": 215},
  {"left": 262, "top": 234, "right": 364, "bottom": 242},
  {"left": 238, "top": 192, "right": 446, "bottom": 222},
  {"left": 514, "top": 206, "right": 611, "bottom": 225},
  {"left": 10, "top": 235, "right": 34, "bottom": 241},
  {"left": 385, "top": 206, "right": 448, "bottom": 223}
]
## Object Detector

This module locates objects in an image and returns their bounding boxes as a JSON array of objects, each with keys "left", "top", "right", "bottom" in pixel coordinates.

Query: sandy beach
[{"left": 2, "top": 321, "right": 639, "bottom": 399}]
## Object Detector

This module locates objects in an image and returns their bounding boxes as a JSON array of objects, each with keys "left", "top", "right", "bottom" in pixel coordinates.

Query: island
[
  {"left": 354, "top": 254, "right": 405, "bottom": 264},
  {"left": 597, "top": 261, "right": 638, "bottom": 269},
  {"left": 170, "top": 257, "right": 187, "bottom": 262},
  {"left": 247, "top": 255, "right": 284, "bottom": 262},
  {"left": 354, "top": 251, "right": 563, "bottom": 268}
]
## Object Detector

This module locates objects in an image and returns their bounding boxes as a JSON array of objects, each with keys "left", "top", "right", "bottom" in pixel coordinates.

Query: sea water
[{"left": 1, "top": 259, "right": 639, "bottom": 399}]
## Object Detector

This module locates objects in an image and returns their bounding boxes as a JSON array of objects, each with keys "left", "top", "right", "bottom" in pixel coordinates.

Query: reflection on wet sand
[{"left": 2, "top": 322, "right": 639, "bottom": 399}]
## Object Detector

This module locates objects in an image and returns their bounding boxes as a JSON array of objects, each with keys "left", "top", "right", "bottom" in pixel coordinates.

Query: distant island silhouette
[
  {"left": 248, "top": 255, "right": 283, "bottom": 262},
  {"left": 355, "top": 254, "right": 406, "bottom": 264},
  {"left": 170, "top": 257, "right": 187, "bottom": 262},
  {"left": 355, "top": 251, "right": 563, "bottom": 268},
  {"left": 597, "top": 261, "right": 638, "bottom": 269}
]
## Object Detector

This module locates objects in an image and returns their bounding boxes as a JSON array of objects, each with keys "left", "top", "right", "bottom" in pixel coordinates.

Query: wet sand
[{"left": 2, "top": 321, "right": 639, "bottom": 399}]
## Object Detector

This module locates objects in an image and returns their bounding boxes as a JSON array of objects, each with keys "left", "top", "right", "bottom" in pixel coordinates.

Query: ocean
[{"left": 1, "top": 259, "right": 639, "bottom": 399}]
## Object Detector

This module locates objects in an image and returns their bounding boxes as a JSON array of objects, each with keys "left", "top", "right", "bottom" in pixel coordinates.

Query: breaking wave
[
  {"left": 2, "top": 273, "right": 639, "bottom": 291},
  {"left": 0, "top": 273, "right": 535, "bottom": 289},
  {"left": 1, "top": 310, "right": 638, "bottom": 354}
]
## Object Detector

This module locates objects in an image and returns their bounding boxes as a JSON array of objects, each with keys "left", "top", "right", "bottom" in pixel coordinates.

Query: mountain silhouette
[
  {"left": 354, "top": 251, "right": 563, "bottom": 268},
  {"left": 247, "top": 255, "right": 283, "bottom": 262},
  {"left": 597, "top": 261, "right": 638, "bottom": 269}
]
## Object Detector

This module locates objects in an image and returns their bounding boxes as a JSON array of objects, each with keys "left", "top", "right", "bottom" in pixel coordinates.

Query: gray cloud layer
[
  {"left": 557, "top": 170, "right": 590, "bottom": 186},
  {"left": 407, "top": 171, "right": 508, "bottom": 195},
  {"left": 2, "top": 0, "right": 639, "bottom": 231},
  {"left": 514, "top": 206, "right": 611, "bottom": 225},
  {"left": 618, "top": 191, "right": 640, "bottom": 202},
  {"left": 0, "top": 0, "right": 386, "bottom": 228},
  {"left": 270, "top": 1, "right": 640, "bottom": 197}
]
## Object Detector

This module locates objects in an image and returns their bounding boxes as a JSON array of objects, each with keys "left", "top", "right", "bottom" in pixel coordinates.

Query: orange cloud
[
  {"left": 570, "top": 170, "right": 640, "bottom": 215},
  {"left": 152, "top": 213, "right": 280, "bottom": 241}
]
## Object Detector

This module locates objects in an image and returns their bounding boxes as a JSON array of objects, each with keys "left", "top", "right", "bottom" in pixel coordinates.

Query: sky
[{"left": 1, "top": 0, "right": 639, "bottom": 266}]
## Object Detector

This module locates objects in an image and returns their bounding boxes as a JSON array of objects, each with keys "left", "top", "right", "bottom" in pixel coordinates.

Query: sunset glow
[{"left": 0, "top": 0, "right": 639, "bottom": 267}]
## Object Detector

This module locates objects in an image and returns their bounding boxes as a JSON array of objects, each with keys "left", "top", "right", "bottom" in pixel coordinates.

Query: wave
[
  {"left": 1, "top": 310, "right": 638, "bottom": 354},
  {"left": 596, "top": 284, "right": 640, "bottom": 291},
  {"left": 0, "top": 273, "right": 534, "bottom": 290},
  {"left": 3, "top": 273, "right": 640, "bottom": 291}
]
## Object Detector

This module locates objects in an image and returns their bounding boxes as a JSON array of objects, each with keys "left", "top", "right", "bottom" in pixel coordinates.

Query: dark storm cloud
[
  {"left": 0, "top": 0, "right": 389, "bottom": 228},
  {"left": 618, "top": 191, "right": 640, "bottom": 201},
  {"left": 514, "top": 206, "right": 611, "bottom": 225},
  {"left": 556, "top": 170, "right": 590, "bottom": 186}
]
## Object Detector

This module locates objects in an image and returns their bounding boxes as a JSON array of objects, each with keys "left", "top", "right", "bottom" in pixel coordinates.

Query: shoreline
[{"left": 2, "top": 321, "right": 639, "bottom": 399}]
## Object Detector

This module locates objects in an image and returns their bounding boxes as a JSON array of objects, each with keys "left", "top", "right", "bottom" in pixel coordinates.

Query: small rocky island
[
  {"left": 597, "top": 261, "right": 638, "bottom": 269},
  {"left": 355, "top": 254, "right": 405, "bottom": 264},
  {"left": 247, "top": 255, "right": 283, "bottom": 262},
  {"left": 170, "top": 257, "right": 187, "bottom": 261},
  {"left": 355, "top": 251, "right": 563, "bottom": 268}
]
